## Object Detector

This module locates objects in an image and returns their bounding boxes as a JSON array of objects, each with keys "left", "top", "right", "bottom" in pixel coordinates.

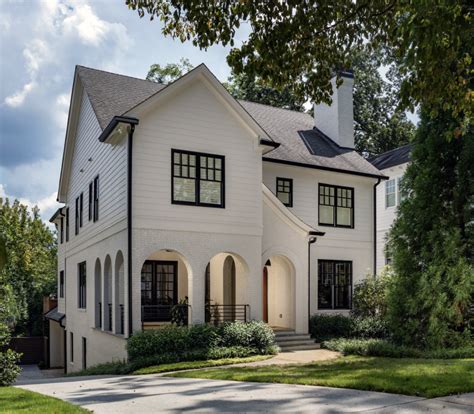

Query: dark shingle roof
[
  {"left": 369, "top": 144, "right": 412, "bottom": 170},
  {"left": 239, "top": 101, "right": 383, "bottom": 177},
  {"left": 76, "top": 65, "right": 384, "bottom": 178},
  {"left": 76, "top": 66, "right": 165, "bottom": 130}
]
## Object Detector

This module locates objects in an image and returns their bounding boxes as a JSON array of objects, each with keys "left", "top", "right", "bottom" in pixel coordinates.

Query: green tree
[
  {"left": 0, "top": 198, "right": 57, "bottom": 336},
  {"left": 146, "top": 57, "right": 193, "bottom": 83},
  {"left": 352, "top": 47, "right": 414, "bottom": 156},
  {"left": 127, "top": 0, "right": 473, "bottom": 135},
  {"left": 386, "top": 110, "right": 474, "bottom": 349},
  {"left": 226, "top": 71, "right": 306, "bottom": 112}
]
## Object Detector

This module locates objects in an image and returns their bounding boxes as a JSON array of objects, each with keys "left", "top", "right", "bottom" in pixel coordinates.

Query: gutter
[
  {"left": 373, "top": 178, "right": 382, "bottom": 275},
  {"left": 126, "top": 122, "right": 138, "bottom": 337},
  {"left": 263, "top": 157, "right": 388, "bottom": 180}
]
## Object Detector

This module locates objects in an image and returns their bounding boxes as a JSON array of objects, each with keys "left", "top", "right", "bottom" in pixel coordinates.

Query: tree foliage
[
  {"left": 226, "top": 71, "right": 306, "bottom": 112},
  {"left": 387, "top": 110, "right": 474, "bottom": 349},
  {"left": 146, "top": 57, "right": 193, "bottom": 83},
  {"left": 0, "top": 198, "right": 57, "bottom": 336},
  {"left": 352, "top": 47, "right": 414, "bottom": 156},
  {"left": 127, "top": 0, "right": 473, "bottom": 136}
]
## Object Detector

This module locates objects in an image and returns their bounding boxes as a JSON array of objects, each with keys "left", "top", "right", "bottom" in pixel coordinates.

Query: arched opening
[
  {"left": 94, "top": 258, "right": 102, "bottom": 328},
  {"left": 114, "top": 251, "right": 125, "bottom": 335},
  {"left": 104, "top": 255, "right": 113, "bottom": 331},
  {"left": 205, "top": 253, "right": 249, "bottom": 325},
  {"left": 263, "top": 255, "right": 296, "bottom": 330},
  {"left": 140, "top": 250, "right": 190, "bottom": 329}
]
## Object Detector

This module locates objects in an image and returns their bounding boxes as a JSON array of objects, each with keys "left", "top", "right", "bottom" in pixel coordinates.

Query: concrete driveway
[{"left": 17, "top": 374, "right": 474, "bottom": 413}]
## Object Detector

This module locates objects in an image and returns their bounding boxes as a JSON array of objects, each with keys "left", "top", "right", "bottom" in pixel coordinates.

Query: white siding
[
  {"left": 375, "top": 163, "right": 408, "bottom": 272},
  {"left": 65, "top": 88, "right": 128, "bottom": 254},
  {"left": 263, "top": 161, "right": 377, "bottom": 313},
  {"left": 132, "top": 79, "right": 262, "bottom": 237}
]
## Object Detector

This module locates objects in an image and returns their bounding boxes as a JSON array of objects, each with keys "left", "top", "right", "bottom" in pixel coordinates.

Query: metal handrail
[
  {"left": 141, "top": 304, "right": 190, "bottom": 325},
  {"left": 108, "top": 303, "right": 112, "bottom": 331},
  {"left": 119, "top": 304, "right": 124, "bottom": 335},
  {"left": 205, "top": 304, "right": 250, "bottom": 325}
]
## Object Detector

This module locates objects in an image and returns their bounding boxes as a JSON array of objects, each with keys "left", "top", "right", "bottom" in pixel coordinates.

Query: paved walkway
[
  {"left": 16, "top": 365, "right": 63, "bottom": 385},
  {"left": 17, "top": 374, "right": 474, "bottom": 413},
  {"left": 241, "top": 349, "right": 341, "bottom": 366}
]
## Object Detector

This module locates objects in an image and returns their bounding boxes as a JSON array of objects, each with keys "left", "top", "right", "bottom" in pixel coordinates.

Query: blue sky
[{"left": 0, "top": 0, "right": 240, "bottom": 222}]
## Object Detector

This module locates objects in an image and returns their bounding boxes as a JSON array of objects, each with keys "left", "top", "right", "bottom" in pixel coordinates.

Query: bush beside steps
[{"left": 70, "top": 321, "right": 278, "bottom": 376}]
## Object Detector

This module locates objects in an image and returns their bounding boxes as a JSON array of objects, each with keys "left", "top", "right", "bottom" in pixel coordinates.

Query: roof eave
[{"left": 263, "top": 157, "right": 389, "bottom": 180}]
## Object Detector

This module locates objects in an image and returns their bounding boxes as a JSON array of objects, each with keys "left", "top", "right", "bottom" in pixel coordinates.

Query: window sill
[{"left": 77, "top": 308, "right": 87, "bottom": 313}]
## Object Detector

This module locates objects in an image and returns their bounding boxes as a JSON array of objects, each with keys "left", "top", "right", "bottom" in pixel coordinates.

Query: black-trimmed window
[
  {"left": 75, "top": 199, "right": 78, "bottom": 235},
  {"left": 276, "top": 177, "right": 293, "bottom": 207},
  {"left": 319, "top": 184, "right": 354, "bottom": 228},
  {"left": 88, "top": 182, "right": 93, "bottom": 221},
  {"left": 65, "top": 208, "right": 69, "bottom": 242},
  {"left": 93, "top": 175, "right": 99, "bottom": 222},
  {"left": 172, "top": 149, "right": 225, "bottom": 208},
  {"left": 78, "top": 261, "right": 86, "bottom": 309},
  {"left": 318, "top": 260, "right": 352, "bottom": 309},
  {"left": 79, "top": 192, "right": 83, "bottom": 228},
  {"left": 60, "top": 217, "right": 64, "bottom": 244},
  {"left": 59, "top": 270, "right": 64, "bottom": 298},
  {"left": 70, "top": 332, "right": 74, "bottom": 363}
]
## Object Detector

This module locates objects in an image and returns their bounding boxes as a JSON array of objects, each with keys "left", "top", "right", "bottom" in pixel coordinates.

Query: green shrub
[
  {"left": 309, "top": 314, "right": 353, "bottom": 341},
  {"left": 0, "top": 349, "right": 22, "bottom": 386},
  {"left": 323, "top": 338, "right": 474, "bottom": 359},
  {"left": 127, "top": 322, "right": 275, "bottom": 362},
  {"left": 351, "top": 316, "right": 389, "bottom": 339},
  {"left": 352, "top": 272, "right": 391, "bottom": 318},
  {"left": 219, "top": 321, "right": 275, "bottom": 352}
]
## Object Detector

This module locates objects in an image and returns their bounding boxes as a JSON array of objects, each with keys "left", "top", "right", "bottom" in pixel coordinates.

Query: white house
[
  {"left": 369, "top": 145, "right": 411, "bottom": 273},
  {"left": 47, "top": 64, "right": 386, "bottom": 372}
]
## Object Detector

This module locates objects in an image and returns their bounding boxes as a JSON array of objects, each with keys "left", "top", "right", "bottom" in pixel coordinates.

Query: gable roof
[
  {"left": 74, "top": 65, "right": 385, "bottom": 179},
  {"left": 369, "top": 144, "right": 412, "bottom": 170}
]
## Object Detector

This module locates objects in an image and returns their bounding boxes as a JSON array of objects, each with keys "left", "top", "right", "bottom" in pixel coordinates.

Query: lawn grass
[
  {"left": 167, "top": 356, "right": 474, "bottom": 398},
  {"left": 0, "top": 387, "right": 89, "bottom": 413},
  {"left": 132, "top": 355, "right": 273, "bottom": 375}
]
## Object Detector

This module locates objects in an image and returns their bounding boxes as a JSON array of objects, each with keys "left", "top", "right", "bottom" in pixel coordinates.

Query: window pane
[
  {"left": 173, "top": 177, "right": 196, "bottom": 202},
  {"left": 200, "top": 181, "right": 221, "bottom": 204},
  {"left": 385, "top": 179, "right": 396, "bottom": 207},
  {"left": 386, "top": 193, "right": 395, "bottom": 208},
  {"left": 337, "top": 207, "right": 352, "bottom": 226},
  {"left": 277, "top": 192, "right": 290, "bottom": 205},
  {"left": 320, "top": 205, "right": 334, "bottom": 224}
]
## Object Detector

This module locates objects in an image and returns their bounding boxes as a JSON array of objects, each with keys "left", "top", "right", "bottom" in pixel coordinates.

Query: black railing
[
  {"left": 205, "top": 304, "right": 249, "bottom": 325},
  {"left": 119, "top": 304, "right": 124, "bottom": 335},
  {"left": 141, "top": 304, "right": 190, "bottom": 325},
  {"left": 98, "top": 302, "right": 102, "bottom": 329},
  {"left": 108, "top": 303, "right": 112, "bottom": 331}
]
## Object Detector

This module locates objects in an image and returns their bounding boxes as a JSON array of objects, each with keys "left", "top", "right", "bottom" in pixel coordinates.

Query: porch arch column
[{"left": 188, "top": 258, "right": 206, "bottom": 325}]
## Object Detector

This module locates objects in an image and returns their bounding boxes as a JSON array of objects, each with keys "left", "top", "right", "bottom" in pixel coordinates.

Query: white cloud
[
  {"left": 4, "top": 81, "right": 36, "bottom": 107},
  {"left": 23, "top": 39, "right": 50, "bottom": 74},
  {"left": 63, "top": 4, "right": 110, "bottom": 46},
  {"left": 54, "top": 93, "right": 71, "bottom": 129}
]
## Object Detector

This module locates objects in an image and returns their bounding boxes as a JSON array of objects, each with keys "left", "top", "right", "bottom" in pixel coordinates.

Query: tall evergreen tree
[{"left": 387, "top": 110, "right": 474, "bottom": 349}]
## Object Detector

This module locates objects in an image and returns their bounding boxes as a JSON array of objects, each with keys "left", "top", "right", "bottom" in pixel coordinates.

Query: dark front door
[{"left": 141, "top": 260, "right": 178, "bottom": 321}]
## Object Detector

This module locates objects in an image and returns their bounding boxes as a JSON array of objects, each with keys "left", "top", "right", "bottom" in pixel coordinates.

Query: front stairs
[{"left": 274, "top": 329, "right": 320, "bottom": 352}]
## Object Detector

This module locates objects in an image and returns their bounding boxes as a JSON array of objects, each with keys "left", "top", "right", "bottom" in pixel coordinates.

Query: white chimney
[{"left": 313, "top": 72, "right": 354, "bottom": 148}]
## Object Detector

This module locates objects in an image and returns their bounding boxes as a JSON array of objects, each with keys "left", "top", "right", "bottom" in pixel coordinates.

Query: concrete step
[
  {"left": 276, "top": 335, "right": 313, "bottom": 343},
  {"left": 279, "top": 343, "right": 321, "bottom": 352}
]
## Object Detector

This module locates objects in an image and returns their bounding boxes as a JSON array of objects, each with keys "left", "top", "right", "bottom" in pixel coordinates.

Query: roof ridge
[
  {"left": 238, "top": 99, "right": 311, "bottom": 117},
  {"left": 76, "top": 65, "right": 158, "bottom": 85}
]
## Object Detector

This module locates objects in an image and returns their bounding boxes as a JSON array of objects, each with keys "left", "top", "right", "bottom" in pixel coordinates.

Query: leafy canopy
[
  {"left": 146, "top": 57, "right": 193, "bottom": 83},
  {"left": 127, "top": 0, "right": 473, "bottom": 135},
  {"left": 0, "top": 198, "right": 57, "bottom": 336}
]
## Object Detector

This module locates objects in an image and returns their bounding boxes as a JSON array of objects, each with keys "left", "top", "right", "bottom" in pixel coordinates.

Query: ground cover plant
[
  {"left": 0, "top": 387, "right": 89, "bottom": 413},
  {"left": 168, "top": 356, "right": 474, "bottom": 398}
]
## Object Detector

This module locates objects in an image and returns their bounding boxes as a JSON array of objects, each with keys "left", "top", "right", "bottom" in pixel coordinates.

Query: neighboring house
[
  {"left": 369, "top": 145, "right": 412, "bottom": 273},
  {"left": 47, "top": 64, "right": 386, "bottom": 372}
]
